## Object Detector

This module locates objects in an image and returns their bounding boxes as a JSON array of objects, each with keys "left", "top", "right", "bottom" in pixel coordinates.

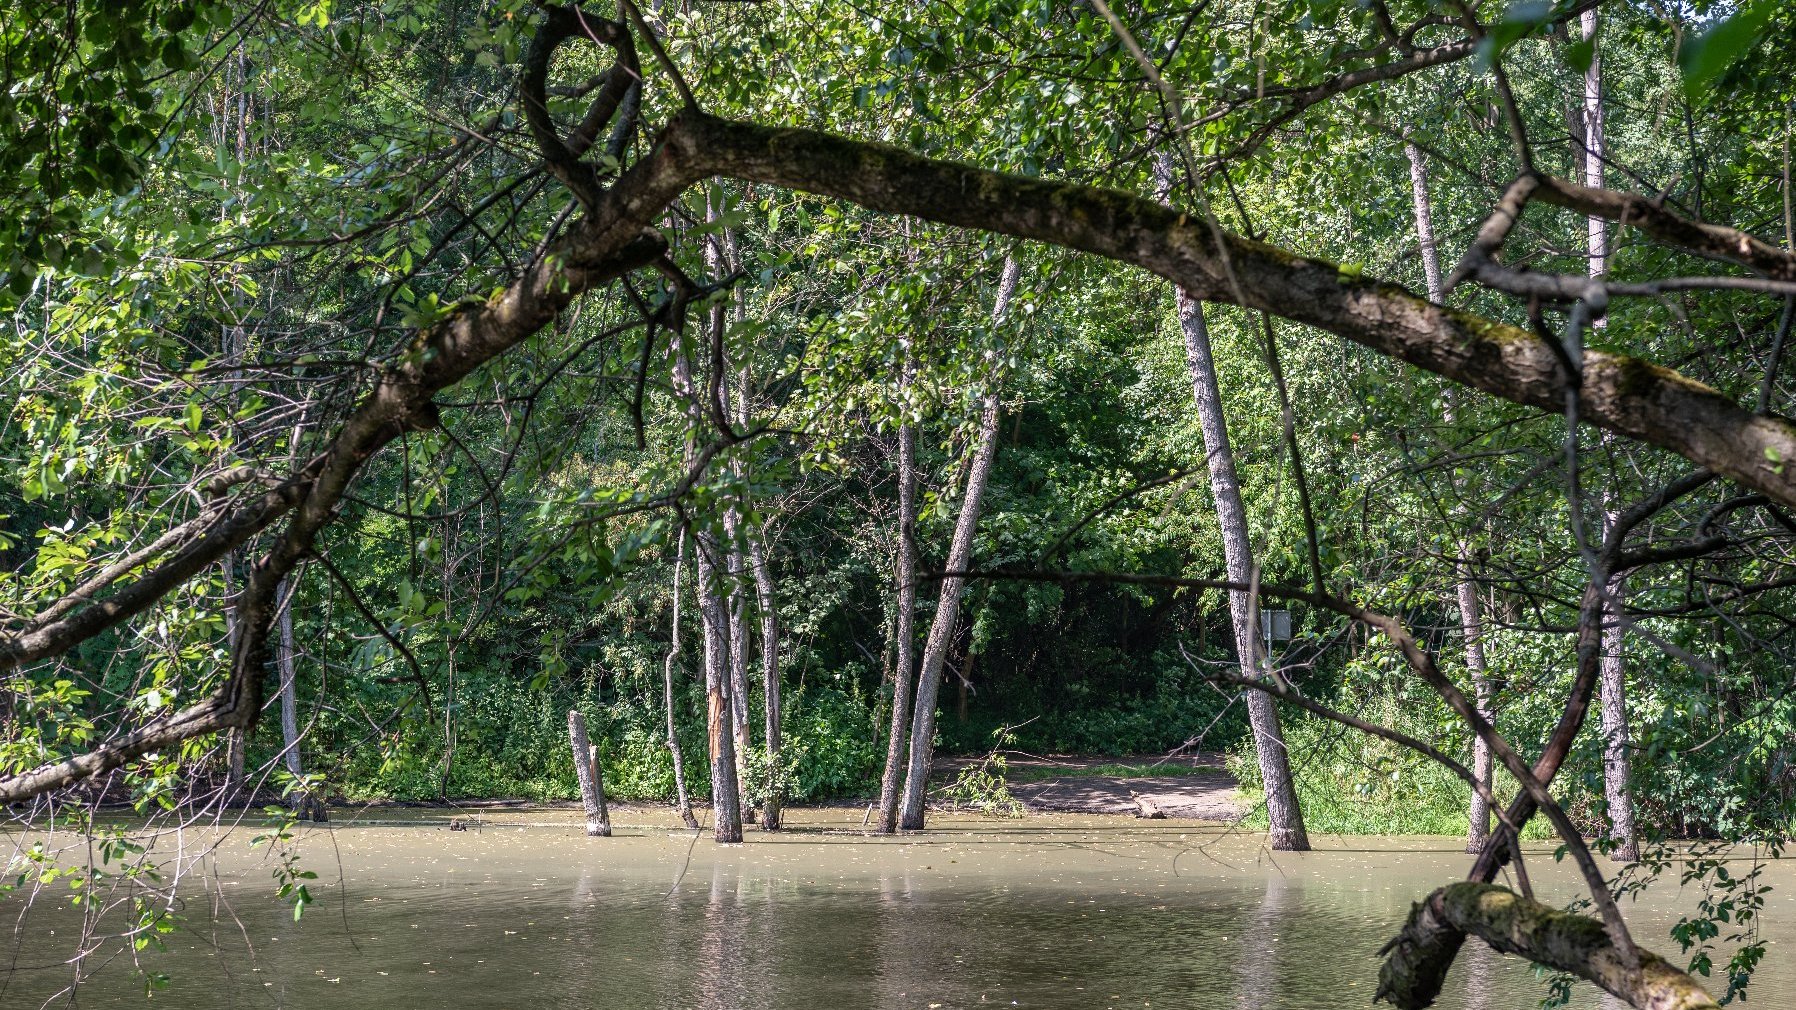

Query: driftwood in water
[
  {"left": 567, "top": 710, "right": 611, "bottom": 837},
  {"left": 1377, "top": 883, "right": 1718, "bottom": 1010},
  {"left": 1127, "top": 790, "right": 1165, "bottom": 819}
]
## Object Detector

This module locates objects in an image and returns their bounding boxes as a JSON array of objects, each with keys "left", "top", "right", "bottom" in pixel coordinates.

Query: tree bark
[
  {"left": 1582, "top": 10, "right": 1638, "bottom": 861},
  {"left": 1178, "top": 296, "right": 1308, "bottom": 851},
  {"left": 875, "top": 362, "right": 919, "bottom": 834},
  {"left": 1379, "top": 883, "right": 1718, "bottom": 1010},
  {"left": 724, "top": 531, "right": 755, "bottom": 822},
  {"left": 1405, "top": 140, "right": 1495, "bottom": 853},
  {"left": 663, "top": 532, "right": 700, "bottom": 829},
  {"left": 748, "top": 524, "right": 782, "bottom": 829},
  {"left": 567, "top": 709, "right": 611, "bottom": 837},
  {"left": 274, "top": 574, "right": 324, "bottom": 821},
  {"left": 1156, "top": 152, "right": 1307, "bottom": 851},
  {"left": 673, "top": 337, "right": 743, "bottom": 843},
  {"left": 896, "top": 257, "right": 1018, "bottom": 831},
  {"left": 222, "top": 557, "right": 247, "bottom": 802}
]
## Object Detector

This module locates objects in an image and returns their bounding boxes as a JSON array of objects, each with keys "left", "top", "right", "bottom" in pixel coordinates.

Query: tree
[
  {"left": 1156, "top": 151, "right": 1307, "bottom": 851},
  {"left": 4, "top": 2, "right": 1793, "bottom": 1001},
  {"left": 896, "top": 256, "right": 1017, "bottom": 831}
]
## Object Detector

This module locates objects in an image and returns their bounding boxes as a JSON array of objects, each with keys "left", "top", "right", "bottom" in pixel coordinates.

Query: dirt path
[{"left": 936, "top": 752, "right": 1243, "bottom": 821}]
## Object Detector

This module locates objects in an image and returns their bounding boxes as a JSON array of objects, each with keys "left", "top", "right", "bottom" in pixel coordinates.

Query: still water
[{"left": 1, "top": 808, "right": 1788, "bottom": 1008}]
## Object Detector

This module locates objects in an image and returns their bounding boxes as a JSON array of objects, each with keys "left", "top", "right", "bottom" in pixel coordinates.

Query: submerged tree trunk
[
  {"left": 876, "top": 363, "right": 920, "bottom": 834},
  {"left": 1178, "top": 295, "right": 1308, "bottom": 851},
  {"left": 664, "top": 532, "right": 700, "bottom": 829},
  {"left": 725, "top": 532, "right": 755, "bottom": 823},
  {"left": 1581, "top": 10, "right": 1638, "bottom": 861},
  {"left": 1405, "top": 140, "right": 1495, "bottom": 853},
  {"left": 567, "top": 710, "right": 612, "bottom": 837},
  {"left": 697, "top": 539, "right": 743, "bottom": 842},
  {"left": 674, "top": 337, "right": 743, "bottom": 843},
  {"left": 1155, "top": 153, "right": 1307, "bottom": 851},
  {"left": 896, "top": 257, "right": 1018, "bottom": 832}
]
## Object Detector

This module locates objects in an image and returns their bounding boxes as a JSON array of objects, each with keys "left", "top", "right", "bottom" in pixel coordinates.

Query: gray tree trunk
[
  {"left": 876, "top": 361, "right": 920, "bottom": 833},
  {"left": 1155, "top": 153, "right": 1308, "bottom": 851},
  {"left": 724, "top": 529, "right": 755, "bottom": 822},
  {"left": 222, "top": 558, "right": 246, "bottom": 801},
  {"left": 707, "top": 188, "right": 758, "bottom": 826},
  {"left": 896, "top": 257, "right": 1018, "bottom": 831},
  {"left": 1405, "top": 140, "right": 1495, "bottom": 853},
  {"left": 1582, "top": 10, "right": 1638, "bottom": 861},
  {"left": 1178, "top": 295, "right": 1308, "bottom": 851},
  {"left": 663, "top": 532, "right": 700, "bottom": 828},
  {"left": 567, "top": 710, "right": 611, "bottom": 837},
  {"left": 273, "top": 574, "right": 325, "bottom": 820},
  {"left": 748, "top": 525, "right": 782, "bottom": 829},
  {"left": 673, "top": 338, "right": 743, "bottom": 843}
]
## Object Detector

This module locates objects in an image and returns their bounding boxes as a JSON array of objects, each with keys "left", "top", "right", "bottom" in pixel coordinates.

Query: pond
[{"left": 2, "top": 808, "right": 1788, "bottom": 1008}]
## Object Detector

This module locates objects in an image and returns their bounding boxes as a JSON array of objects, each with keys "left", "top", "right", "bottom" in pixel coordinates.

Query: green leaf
[{"left": 1678, "top": 3, "right": 1774, "bottom": 98}]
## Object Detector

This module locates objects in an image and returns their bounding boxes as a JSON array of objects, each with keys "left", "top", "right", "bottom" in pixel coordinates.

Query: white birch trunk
[
  {"left": 1405, "top": 140, "right": 1496, "bottom": 853},
  {"left": 1583, "top": 10, "right": 1638, "bottom": 861}
]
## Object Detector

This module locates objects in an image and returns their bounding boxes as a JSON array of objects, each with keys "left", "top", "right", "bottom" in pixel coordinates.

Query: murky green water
[{"left": 1, "top": 808, "right": 1788, "bottom": 1008}]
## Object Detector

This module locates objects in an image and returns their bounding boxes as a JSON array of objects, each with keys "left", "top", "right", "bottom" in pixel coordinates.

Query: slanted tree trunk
[
  {"left": 875, "top": 364, "right": 919, "bottom": 834},
  {"left": 567, "top": 710, "right": 611, "bottom": 837},
  {"left": 664, "top": 532, "right": 700, "bottom": 829},
  {"left": 1581, "top": 10, "right": 1638, "bottom": 862},
  {"left": 1379, "top": 883, "right": 1718, "bottom": 1010},
  {"left": 1154, "top": 153, "right": 1307, "bottom": 851},
  {"left": 1405, "top": 140, "right": 1496, "bottom": 853},
  {"left": 1179, "top": 296, "right": 1308, "bottom": 851},
  {"left": 896, "top": 257, "right": 1018, "bottom": 832}
]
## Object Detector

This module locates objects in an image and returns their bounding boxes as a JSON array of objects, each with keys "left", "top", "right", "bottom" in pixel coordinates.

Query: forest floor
[{"left": 935, "top": 752, "right": 1243, "bottom": 821}]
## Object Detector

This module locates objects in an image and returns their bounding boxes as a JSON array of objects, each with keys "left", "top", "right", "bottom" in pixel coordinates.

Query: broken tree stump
[{"left": 567, "top": 710, "right": 612, "bottom": 837}]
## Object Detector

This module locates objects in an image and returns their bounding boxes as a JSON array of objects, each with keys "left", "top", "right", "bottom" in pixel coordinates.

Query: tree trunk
[
  {"left": 875, "top": 367, "right": 919, "bottom": 834},
  {"left": 673, "top": 336, "right": 743, "bottom": 843},
  {"left": 748, "top": 525, "right": 782, "bottom": 829},
  {"left": 664, "top": 532, "right": 700, "bottom": 829},
  {"left": 1379, "top": 883, "right": 1718, "bottom": 1010},
  {"left": 274, "top": 574, "right": 324, "bottom": 821},
  {"left": 1405, "top": 140, "right": 1495, "bottom": 853},
  {"left": 222, "top": 557, "right": 247, "bottom": 802},
  {"left": 1582, "top": 10, "right": 1638, "bottom": 862},
  {"left": 725, "top": 531, "right": 755, "bottom": 823},
  {"left": 1180, "top": 296, "right": 1308, "bottom": 851},
  {"left": 567, "top": 710, "right": 611, "bottom": 837},
  {"left": 706, "top": 186, "right": 758, "bottom": 828},
  {"left": 1155, "top": 153, "right": 1308, "bottom": 851},
  {"left": 1598, "top": 574, "right": 1637, "bottom": 860},
  {"left": 695, "top": 513, "right": 743, "bottom": 841},
  {"left": 896, "top": 257, "right": 1018, "bottom": 832}
]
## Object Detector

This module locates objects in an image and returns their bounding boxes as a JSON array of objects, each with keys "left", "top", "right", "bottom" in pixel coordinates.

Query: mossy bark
[{"left": 1378, "top": 883, "right": 1718, "bottom": 1010}]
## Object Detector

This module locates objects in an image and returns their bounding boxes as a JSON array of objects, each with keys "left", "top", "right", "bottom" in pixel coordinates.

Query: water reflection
[{"left": 0, "top": 816, "right": 1783, "bottom": 1009}]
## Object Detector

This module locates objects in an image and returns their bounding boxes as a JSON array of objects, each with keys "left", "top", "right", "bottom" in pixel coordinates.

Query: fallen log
[
  {"left": 1377, "top": 883, "right": 1718, "bottom": 1010},
  {"left": 1127, "top": 790, "right": 1165, "bottom": 819}
]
